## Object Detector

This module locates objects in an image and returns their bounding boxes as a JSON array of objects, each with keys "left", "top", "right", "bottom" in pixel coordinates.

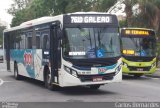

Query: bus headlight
[
  {"left": 115, "top": 64, "right": 122, "bottom": 75},
  {"left": 64, "top": 65, "right": 78, "bottom": 77},
  {"left": 71, "top": 70, "right": 78, "bottom": 77},
  {"left": 151, "top": 62, "right": 156, "bottom": 68},
  {"left": 64, "top": 66, "right": 71, "bottom": 73},
  {"left": 123, "top": 62, "right": 128, "bottom": 67}
]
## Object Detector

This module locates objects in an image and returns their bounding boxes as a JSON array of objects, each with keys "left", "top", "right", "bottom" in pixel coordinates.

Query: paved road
[{"left": 0, "top": 63, "right": 160, "bottom": 102}]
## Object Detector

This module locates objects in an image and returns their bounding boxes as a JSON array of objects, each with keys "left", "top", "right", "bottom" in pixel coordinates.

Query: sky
[{"left": 0, "top": 0, "right": 13, "bottom": 27}]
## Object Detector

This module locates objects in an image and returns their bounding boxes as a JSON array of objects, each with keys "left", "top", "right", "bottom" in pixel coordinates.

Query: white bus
[{"left": 3, "top": 12, "right": 122, "bottom": 90}]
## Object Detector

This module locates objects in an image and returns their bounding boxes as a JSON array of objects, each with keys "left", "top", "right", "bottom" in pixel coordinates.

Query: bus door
[
  {"left": 50, "top": 22, "right": 61, "bottom": 84},
  {"left": 4, "top": 32, "right": 10, "bottom": 71},
  {"left": 42, "top": 31, "right": 50, "bottom": 64}
]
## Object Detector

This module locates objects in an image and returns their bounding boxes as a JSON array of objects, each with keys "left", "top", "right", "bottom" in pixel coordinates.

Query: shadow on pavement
[
  {"left": 8, "top": 75, "right": 45, "bottom": 88},
  {"left": 8, "top": 75, "right": 117, "bottom": 95},
  {"left": 122, "top": 74, "right": 152, "bottom": 80},
  {"left": 58, "top": 86, "right": 117, "bottom": 96}
]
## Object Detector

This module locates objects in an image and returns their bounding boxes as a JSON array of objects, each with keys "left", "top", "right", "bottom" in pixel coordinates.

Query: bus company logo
[
  {"left": 24, "top": 52, "right": 32, "bottom": 65},
  {"left": 98, "top": 67, "right": 106, "bottom": 73}
]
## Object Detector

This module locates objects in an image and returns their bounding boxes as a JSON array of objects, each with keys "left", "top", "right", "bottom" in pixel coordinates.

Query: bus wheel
[
  {"left": 14, "top": 64, "right": 21, "bottom": 80},
  {"left": 89, "top": 85, "right": 101, "bottom": 90},
  {"left": 134, "top": 74, "right": 143, "bottom": 78},
  {"left": 45, "top": 70, "right": 59, "bottom": 91},
  {"left": 45, "top": 71, "right": 53, "bottom": 90}
]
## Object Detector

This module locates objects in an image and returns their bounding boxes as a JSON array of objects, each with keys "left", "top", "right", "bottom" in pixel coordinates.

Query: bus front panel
[
  {"left": 121, "top": 28, "right": 157, "bottom": 76},
  {"left": 58, "top": 14, "right": 122, "bottom": 87}
]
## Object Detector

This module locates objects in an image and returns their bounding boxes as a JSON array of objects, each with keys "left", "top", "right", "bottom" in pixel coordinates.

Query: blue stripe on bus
[
  {"left": 10, "top": 49, "right": 36, "bottom": 78},
  {"left": 72, "top": 63, "right": 117, "bottom": 71}
]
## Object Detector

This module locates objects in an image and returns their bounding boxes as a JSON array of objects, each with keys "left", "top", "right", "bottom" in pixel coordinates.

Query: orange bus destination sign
[
  {"left": 121, "top": 29, "right": 155, "bottom": 37},
  {"left": 125, "top": 29, "right": 149, "bottom": 36}
]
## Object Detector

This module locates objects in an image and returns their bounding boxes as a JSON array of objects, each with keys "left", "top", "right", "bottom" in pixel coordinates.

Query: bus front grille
[
  {"left": 128, "top": 66, "right": 151, "bottom": 71},
  {"left": 78, "top": 72, "right": 115, "bottom": 82}
]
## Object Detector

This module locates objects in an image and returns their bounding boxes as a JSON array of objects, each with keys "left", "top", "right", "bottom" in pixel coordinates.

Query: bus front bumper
[
  {"left": 122, "top": 66, "right": 156, "bottom": 75},
  {"left": 58, "top": 70, "right": 122, "bottom": 87}
]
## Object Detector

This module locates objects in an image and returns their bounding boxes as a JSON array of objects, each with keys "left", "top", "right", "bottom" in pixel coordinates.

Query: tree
[
  {"left": 131, "top": 0, "right": 160, "bottom": 35},
  {"left": 121, "top": 0, "right": 160, "bottom": 36},
  {"left": 8, "top": 0, "right": 33, "bottom": 27},
  {"left": 123, "top": 0, "right": 137, "bottom": 27},
  {"left": 91, "top": 0, "right": 117, "bottom": 12},
  {"left": 8, "top": 0, "right": 32, "bottom": 16},
  {"left": 64, "top": 0, "right": 92, "bottom": 13}
]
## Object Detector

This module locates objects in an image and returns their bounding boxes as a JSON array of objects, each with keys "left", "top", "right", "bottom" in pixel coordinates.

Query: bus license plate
[
  {"left": 137, "top": 68, "right": 143, "bottom": 71},
  {"left": 93, "top": 77, "right": 103, "bottom": 82}
]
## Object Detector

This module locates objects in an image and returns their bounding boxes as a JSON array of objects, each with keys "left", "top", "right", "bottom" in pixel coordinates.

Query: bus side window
[
  {"left": 10, "top": 31, "right": 15, "bottom": 49},
  {"left": 20, "top": 33, "right": 26, "bottom": 49},
  {"left": 36, "top": 32, "right": 41, "bottom": 49},
  {"left": 26, "top": 32, "right": 32, "bottom": 49},
  {"left": 43, "top": 34, "right": 49, "bottom": 49},
  {"left": 15, "top": 31, "right": 21, "bottom": 49}
]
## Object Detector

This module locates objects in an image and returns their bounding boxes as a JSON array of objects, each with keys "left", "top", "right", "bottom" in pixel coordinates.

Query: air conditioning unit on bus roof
[
  {"left": 69, "top": 11, "right": 108, "bottom": 15},
  {"left": 20, "top": 16, "right": 53, "bottom": 26}
]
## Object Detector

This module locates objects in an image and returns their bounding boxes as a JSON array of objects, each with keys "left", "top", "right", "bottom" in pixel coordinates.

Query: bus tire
[
  {"left": 44, "top": 69, "right": 59, "bottom": 91},
  {"left": 14, "top": 63, "right": 21, "bottom": 80},
  {"left": 89, "top": 85, "right": 101, "bottom": 90}
]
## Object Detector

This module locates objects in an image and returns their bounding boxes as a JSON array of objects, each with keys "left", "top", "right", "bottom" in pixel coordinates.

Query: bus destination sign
[
  {"left": 124, "top": 29, "right": 150, "bottom": 36},
  {"left": 70, "top": 16, "right": 112, "bottom": 23}
]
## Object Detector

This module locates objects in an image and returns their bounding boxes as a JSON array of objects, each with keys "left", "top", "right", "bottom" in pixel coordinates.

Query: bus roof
[
  {"left": 4, "top": 12, "right": 116, "bottom": 32},
  {"left": 4, "top": 15, "right": 63, "bottom": 32}
]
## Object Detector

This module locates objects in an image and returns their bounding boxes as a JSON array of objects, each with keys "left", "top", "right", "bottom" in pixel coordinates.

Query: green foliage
[
  {"left": 8, "top": 0, "right": 32, "bottom": 16},
  {"left": 119, "top": 20, "right": 127, "bottom": 28},
  {"left": 91, "top": 0, "right": 117, "bottom": 12},
  {"left": 8, "top": 0, "right": 117, "bottom": 27},
  {"left": 123, "top": 0, "right": 137, "bottom": 27},
  {"left": 123, "top": 0, "right": 160, "bottom": 37},
  {"left": 100, "top": 0, "right": 117, "bottom": 12},
  {"left": 64, "top": 0, "right": 93, "bottom": 13}
]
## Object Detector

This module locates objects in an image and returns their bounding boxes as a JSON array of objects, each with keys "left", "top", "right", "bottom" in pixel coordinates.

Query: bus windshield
[
  {"left": 63, "top": 27, "right": 121, "bottom": 59},
  {"left": 122, "top": 37, "right": 156, "bottom": 57}
]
